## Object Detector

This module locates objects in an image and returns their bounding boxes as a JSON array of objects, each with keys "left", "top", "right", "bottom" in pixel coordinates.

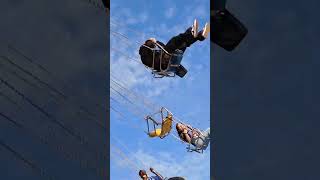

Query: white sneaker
[
  {"left": 201, "top": 23, "right": 210, "bottom": 39},
  {"left": 191, "top": 19, "right": 199, "bottom": 38}
]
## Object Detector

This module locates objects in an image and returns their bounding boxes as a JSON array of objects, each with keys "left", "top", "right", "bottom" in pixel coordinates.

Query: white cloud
[
  {"left": 111, "top": 145, "right": 210, "bottom": 180},
  {"left": 110, "top": 50, "right": 176, "bottom": 98},
  {"left": 165, "top": 7, "right": 175, "bottom": 19},
  {"left": 111, "top": 8, "right": 148, "bottom": 25},
  {"left": 110, "top": 4, "right": 211, "bottom": 179},
  {"left": 193, "top": 5, "right": 208, "bottom": 19},
  {"left": 129, "top": 149, "right": 211, "bottom": 180},
  {"left": 138, "top": 12, "right": 148, "bottom": 23},
  {"left": 110, "top": 22, "right": 181, "bottom": 98}
]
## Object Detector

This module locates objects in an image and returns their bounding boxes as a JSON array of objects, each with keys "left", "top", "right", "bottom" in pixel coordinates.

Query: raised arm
[
  {"left": 156, "top": 41, "right": 166, "bottom": 47},
  {"left": 150, "top": 168, "right": 165, "bottom": 180},
  {"left": 181, "top": 129, "right": 192, "bottom": 143}
]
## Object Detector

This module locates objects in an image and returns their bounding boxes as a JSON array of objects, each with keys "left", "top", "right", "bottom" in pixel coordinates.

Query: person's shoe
[
  {"left": 201, "top": 23, "right": 210, "bottom": 38},
  {"left": 191, "top": 19, "right": 199, "bottom": 38}
]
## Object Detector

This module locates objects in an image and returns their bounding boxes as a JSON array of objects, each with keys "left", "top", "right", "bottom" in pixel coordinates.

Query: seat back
[
  {"left": 151, "top": 48, "right": 185, "bottom": 78},
  {"left": 212, "top": 9, "right": 248, "bottom": 51},
  {"left": 159, "top": 116, "right": 173, "bottom": 138}
]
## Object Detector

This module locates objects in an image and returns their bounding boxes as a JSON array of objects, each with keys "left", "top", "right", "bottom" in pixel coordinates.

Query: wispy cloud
[
  {"left": 130, "top": 149, "right": 211, "bottom": 180},
  {"left": 110, "top": 1, "right": 211, "bottom": 179},
  {"left": 111, "top": 8, "right": 148, "bottom": 25},
  {"left": 111, "top": 145, "right": 210, "bottom": 180},
  {"left": 110, "top": 14, "right": 183, "bottom": 98},
  {"left": 110, "top": 46, "right": 177, "bottom": 98},
  {"left": 165, "top": 7, "right": 176, "bottom": 19}
]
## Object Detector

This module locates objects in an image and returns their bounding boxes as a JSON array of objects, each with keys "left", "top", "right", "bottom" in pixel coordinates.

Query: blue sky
[{"left": 110, "top": 0, "right": 210, "bottom": 179}]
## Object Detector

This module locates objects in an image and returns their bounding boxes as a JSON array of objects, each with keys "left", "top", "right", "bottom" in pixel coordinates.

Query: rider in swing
[
  {"left": 176, "top": 123, "right": 211, "bottom": 151},
  {"left": 139, "top": 168, "right": 164, "bottom": 180},
  {"left": 139, "top": 19, "right": 210, "bottom": 77},
  {"left": 139, "top": 167, "right": 185, "bottom": 180}
]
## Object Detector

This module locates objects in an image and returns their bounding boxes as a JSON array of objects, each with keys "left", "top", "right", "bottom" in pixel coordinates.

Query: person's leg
[
  {"left": 202, "top": 128, "right": 210, "bottom": 138},
  {"left": 202, "top": 128, "right": 211, "bottom": 149},
  {"left": 192, "top": 128, "right": 211, "bottom": 150},
  {"left": 191, "top": 135, "right": 205, "bottom": 149},
  {"left": 164, "top": 27, "right": 203, "bottom": 54}
]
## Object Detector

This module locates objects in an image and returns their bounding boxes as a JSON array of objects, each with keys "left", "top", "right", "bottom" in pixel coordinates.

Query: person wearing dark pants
[
  {"left": 139, "top": 19, "right": 210, "bottom": 75},
  {"left": 163, "top": 26, "right": 206, "bottom": 54}
]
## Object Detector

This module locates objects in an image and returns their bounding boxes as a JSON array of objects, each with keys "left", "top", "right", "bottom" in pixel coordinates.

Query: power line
[
  {"left": 0, "top": 124, "right": 55, "bottom": 180},
  {"left": 0, "top": 111, "right": 104, "bottom": 177},
  {"left": 0, "top": 56, "right": 66, "bottom": 99},
  {"left": 0, "top": 77, "right": 109, "bottom": 161},
  {"left": 3, "top": 48, "right": 109, "bottom": 163},
  {"left": 4, "top": 48, "right": 106, "bottom": 131},
  {"left": 0, "top": 90, "right": 21, "bottom": 110},
  {"left": 110, "top": 75, "right": 159, "bottom": 112},
  {"left": 7, "top": 45, "right": 104, "bottom": 121}
]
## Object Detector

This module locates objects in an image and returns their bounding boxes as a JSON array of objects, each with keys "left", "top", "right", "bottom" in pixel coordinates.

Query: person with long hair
[{"left": 176, "top": 123, "right": 210, "bottom": 151}]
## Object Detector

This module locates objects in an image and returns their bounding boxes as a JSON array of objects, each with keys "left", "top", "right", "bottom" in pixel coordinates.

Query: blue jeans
[
  {"left": 191, "top": 128, "right": 211, "bottom": 150},
  {"left": 166, "top": 49, "right": 184, "bottom": 73}
]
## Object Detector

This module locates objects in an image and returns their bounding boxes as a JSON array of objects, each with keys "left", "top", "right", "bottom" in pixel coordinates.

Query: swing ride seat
[
  {"left": 147, "top": 115, "right": 173, "bottom": 139},
  {"left": 186, "top": 136, "right": 207, "bottom": 153},
  {"left": 184, "top": 127, "right": 210, "bottom": 153},
  {"left": 150, "top": 45, "right": 187, "bottom": 78},
  {"left": 166, "top": 50, "right": 187, "bottom": 78},
  {"left": 148, "top": 128, "right": 162, "bottom": 137},
  {"left": 146, "top": 107, "right": 173, "bottom": 139},
  {"left": 212, "top": 8, "right": 248, "bottom": 51},
  {"left": 159, "top": 115, "right": 173, "bottom": 138}
]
